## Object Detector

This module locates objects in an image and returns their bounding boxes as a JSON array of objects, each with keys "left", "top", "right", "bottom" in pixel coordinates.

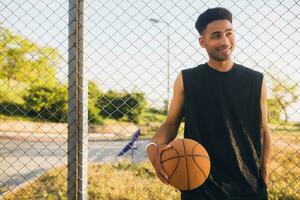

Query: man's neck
[{"left": 207, "top": 59, "right": 234, "bottom": 72}]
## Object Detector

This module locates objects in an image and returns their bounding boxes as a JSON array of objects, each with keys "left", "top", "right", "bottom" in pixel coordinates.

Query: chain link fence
[{"left": 0, "top": 0, "right": 299, "bottom": 199}]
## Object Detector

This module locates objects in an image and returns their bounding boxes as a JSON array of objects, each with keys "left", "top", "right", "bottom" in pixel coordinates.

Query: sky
[{"left": 1, "top": 0, "right": 300, "bottom": 121}]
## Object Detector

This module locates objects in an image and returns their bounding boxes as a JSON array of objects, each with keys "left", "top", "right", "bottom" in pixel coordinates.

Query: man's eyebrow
[{"left": 211, "top": 29, "right": 233, "bottom": 36}]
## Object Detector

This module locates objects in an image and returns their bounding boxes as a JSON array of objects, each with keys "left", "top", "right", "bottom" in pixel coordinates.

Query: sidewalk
[
  {"left": 0, "top": 131, "right": 131, "bottom": 142},
  {"left": 0, "top": 120, "right": 139, "bottom": 141}
]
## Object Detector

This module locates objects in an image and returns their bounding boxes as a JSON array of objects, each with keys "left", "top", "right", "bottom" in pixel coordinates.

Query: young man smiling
[{"left": 146, "top": 7, "right": 271, "bottom": 200}]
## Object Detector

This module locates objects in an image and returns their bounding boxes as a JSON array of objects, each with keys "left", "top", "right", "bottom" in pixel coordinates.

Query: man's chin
[{"left": 213, "top": 55, "right": 231, "bottom": 62}]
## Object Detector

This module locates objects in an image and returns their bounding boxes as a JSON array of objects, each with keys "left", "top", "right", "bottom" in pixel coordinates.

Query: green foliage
[
  {"left": 147, "top": 100, "right": 168, "bottom": 116},
  {"left": 0, "top": 26, "right": 67, "bottom": 122},
  {"left": 88, "top": 81, "right": 102, "bottom": 100},
  {"left": 22, "top": 84, "right": 68, "bottom": 122},
  {"left": 162, "top": 100, "right": 169, "bottom": 115},
  {"left": 267, "top": 98, "right": 281, "bottom": 124},
  {"left": 0, "top": 79, "right": 27, "bottom": 104},
  {"left": 97, "top": 90, "right": 124, "bottom": 119},
  {"left": 20, "top": 81, "right": 105, "bottom": 124},
  {"left": 88, "top": 81, "right": 103, "bottom": 125},
  {"left": 0, "top": 27, "right": 60, "bottom": 86},
  {"left": 0, "top": 185, "right": 9, "bottom": 194},
  {"left": 267, "top": 74, "right": 299, "bottom": 123},
  {"left": 124, "top": 92, "right": 147, "bottom": 123},
  {"left": 97, "top": 90, "right": 147, "bottom": 123},
  {"left": 140, "top": 111, "right": 166, "bottom": 125},
  {"left": 0, "top": 102, "right": 25, "bottom": 119},
  {"left": 88, "top": 98, "right": 103, "bottom": 125}
]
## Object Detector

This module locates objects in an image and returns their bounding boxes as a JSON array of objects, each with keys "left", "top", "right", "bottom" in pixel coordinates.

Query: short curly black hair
[{"left": 195, "top": 7, "right": 232, "bottom": 35}]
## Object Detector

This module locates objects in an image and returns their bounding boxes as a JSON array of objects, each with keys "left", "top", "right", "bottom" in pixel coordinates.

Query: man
[{"left": 146, "top": 7, "right": 271, "bottom": 200}]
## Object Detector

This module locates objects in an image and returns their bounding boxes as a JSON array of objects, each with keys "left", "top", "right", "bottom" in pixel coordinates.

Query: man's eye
[{"left": 226, "top": 32, "right": 233, "bottom": 37}]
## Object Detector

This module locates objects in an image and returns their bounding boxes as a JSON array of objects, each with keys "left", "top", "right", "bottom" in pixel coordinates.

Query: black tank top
[{"left": 181, "top": 63, "right": 268, "bottom": 200}]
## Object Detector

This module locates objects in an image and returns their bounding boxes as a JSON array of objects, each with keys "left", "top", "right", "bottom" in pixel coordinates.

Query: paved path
[{"left": 0, "top": 137, "right": 148, "bottom": 197}]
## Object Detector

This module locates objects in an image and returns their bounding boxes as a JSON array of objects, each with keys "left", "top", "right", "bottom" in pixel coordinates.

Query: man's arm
[
  {"left": 146, "top": 72, "right": 184, "bottom": 184},
  {"left": 150, "top": 72, "right": 184, "bottom": 145},
  {"left": 260, "top": 77, "right": 272, "bottom": 185}
]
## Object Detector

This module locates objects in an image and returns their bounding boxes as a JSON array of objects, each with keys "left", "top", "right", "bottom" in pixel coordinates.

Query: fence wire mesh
[{"left": 0, "top": 0, "right": 299, "bottom": 199}]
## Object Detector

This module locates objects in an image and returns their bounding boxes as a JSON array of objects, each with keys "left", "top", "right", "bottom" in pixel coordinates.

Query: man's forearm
[
  {"left": 262, "top": 127, "right": 272, "bottom": 166},
  {"left": 150, "top": 122, "right": 179, "bottom": 145}
]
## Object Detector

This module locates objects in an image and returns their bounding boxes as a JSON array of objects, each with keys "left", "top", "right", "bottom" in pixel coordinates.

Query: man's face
[{"left": 199, "top": 20, "right": 236, "bottom": 62}]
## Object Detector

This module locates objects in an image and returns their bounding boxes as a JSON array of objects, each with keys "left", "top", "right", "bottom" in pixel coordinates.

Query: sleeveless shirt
[{"left": 181, "top": 63, "right": 268, "bottom": 200}]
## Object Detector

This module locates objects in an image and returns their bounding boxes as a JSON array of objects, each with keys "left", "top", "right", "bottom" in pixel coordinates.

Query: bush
[
  {"left": 88, "top": 81, "right": 104, "bottom": 125},
  {"left": 97, "top": 90, "right": 146, "bottom": 123},
  {"left": 88, "top": 81, "right": 102, "bottom": 101},
  {"left": 0, "top": 79, "right": 27, "bottom": 104},
  {"left": 140, "top": 111, "right": 166, "bottom": 125},
  {"left": 124, "top": 92, "right": 147, "bottom": 123},
  {"left": 0, "top": 101, "right": 25, "bottom": 117},
  {"left": 22, "top": 82, "right": 105, "bottom": 124},
  {"left": 88, "top": 98, "right": 103, "bottom": 125},
  {"left": 22, "top": 84, "right": 68, "bottom": 122},
  {"left": 98, "top": 90, "right": 124, "bottom": 119}
]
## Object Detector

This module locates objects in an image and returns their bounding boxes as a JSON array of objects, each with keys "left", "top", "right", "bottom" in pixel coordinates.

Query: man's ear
[{"left": 199, "top": 36, "right": 205, "bottom": 48}]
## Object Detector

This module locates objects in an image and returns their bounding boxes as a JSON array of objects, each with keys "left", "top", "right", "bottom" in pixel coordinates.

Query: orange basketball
[{"left": 160, "top": 138, "right": 211, "bottom": 191}]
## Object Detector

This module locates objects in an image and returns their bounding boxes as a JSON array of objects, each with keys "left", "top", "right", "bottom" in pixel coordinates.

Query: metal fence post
[{"left": 68, "top": 0, "right": 87, "bottom": 199}]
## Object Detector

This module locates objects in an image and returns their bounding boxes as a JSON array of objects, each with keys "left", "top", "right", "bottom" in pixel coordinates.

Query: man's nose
[{"left": 220, "top": 35, "right": 230, "bottom": 46}]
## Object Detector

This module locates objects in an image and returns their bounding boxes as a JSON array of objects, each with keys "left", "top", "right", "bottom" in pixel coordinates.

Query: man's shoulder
[
  {"left": 235, "top": 64, "right": 263, "bottom": 77},
  {"left": 182, "top": 63, "right": 207, "bottom": 74}
]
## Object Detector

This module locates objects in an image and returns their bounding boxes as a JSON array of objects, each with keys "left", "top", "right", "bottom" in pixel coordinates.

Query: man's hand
[
  {"left": 146, "top": 144, "right": 172, "bottom": 184},
  {"left": 261, "top": 163, "right": 270, "bottom": 186}
]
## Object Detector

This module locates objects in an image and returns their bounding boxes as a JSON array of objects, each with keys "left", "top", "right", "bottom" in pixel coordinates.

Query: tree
[
  {"left": 124, "top": 91, "right": 147, "bottom": 123},
  {"left": 97, "top": 90, "right": 147, "bottom": 123},
  {"left": 161, "top": 100, "right": 168, "bottom": 115},
  {"left": 0, "top": 26, "right": 60, "bottom": 86},
  {"left": 88, "top": 81, "right": 103, "bottom": 124},
  {"left": 22, "top": 84, "right": 68, "bottom": 122},
  {"left": 270, "top": 78, "right": 298, "bottom": 123},
  {"left": 267, "top": 98, "right": 281, "bottom": 124}
]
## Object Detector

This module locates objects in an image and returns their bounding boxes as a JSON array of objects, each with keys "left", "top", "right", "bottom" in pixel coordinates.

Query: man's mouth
[{"left": 217, "top": 47, "right": 231, "bottom": 54}]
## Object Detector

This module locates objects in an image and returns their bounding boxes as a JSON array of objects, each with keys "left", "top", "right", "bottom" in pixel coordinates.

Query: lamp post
[{"left": 149, "top": 18, "right": 170, "bottom": 113}]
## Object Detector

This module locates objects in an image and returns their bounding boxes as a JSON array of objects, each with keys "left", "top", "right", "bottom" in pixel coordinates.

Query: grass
[
  {"left": 139, "top": 111, "right": 166, "bottom": 125},
  {"left": 3, "top": 162, "right": 179, "bottom": 200},
  {"left": 0, "top": 114, "right": 31, "bottom": 121},
  {"left": 268, "top": 147, "right": 300, "bottom": 199},
  {"left": 3, "top": 146, "right": 299, "bottom": 200}
]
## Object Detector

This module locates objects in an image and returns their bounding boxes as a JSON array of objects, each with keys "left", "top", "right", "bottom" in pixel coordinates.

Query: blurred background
[{"left": 0, "top": 0, "right": 299, "bottom": 199}]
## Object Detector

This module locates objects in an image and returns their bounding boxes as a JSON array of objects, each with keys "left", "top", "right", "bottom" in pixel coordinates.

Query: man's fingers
[
  {"left": 162, "top": 144, "right": 172, "bottom": 151},
  {"left": 157, "top": 145, "right": 171, "bottom": 181},
  {"left": 261, "top": 167, "right": 269, "bottom": 186},
  {"left": 155, "top": 158, "right": 169, "bottom": 183},
  {"left": 158, "top": 165, "right": 169, "bottom": 181},
  {"left": 265, "top": 173, "right": 269, "bottom": 185},
  {"left": 156, "top": 171, "right": 169, "bottom": 184},
  {"left": 156, "top": 155, "right": 169, "bottom": 181},
  {"left": 149, "top": 144, "right": 171, "bottom": 184}
]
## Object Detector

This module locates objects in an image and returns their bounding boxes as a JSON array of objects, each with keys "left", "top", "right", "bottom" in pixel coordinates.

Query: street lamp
[{"left": 149, "top": 18, "right": 170, "bottom": 113}]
